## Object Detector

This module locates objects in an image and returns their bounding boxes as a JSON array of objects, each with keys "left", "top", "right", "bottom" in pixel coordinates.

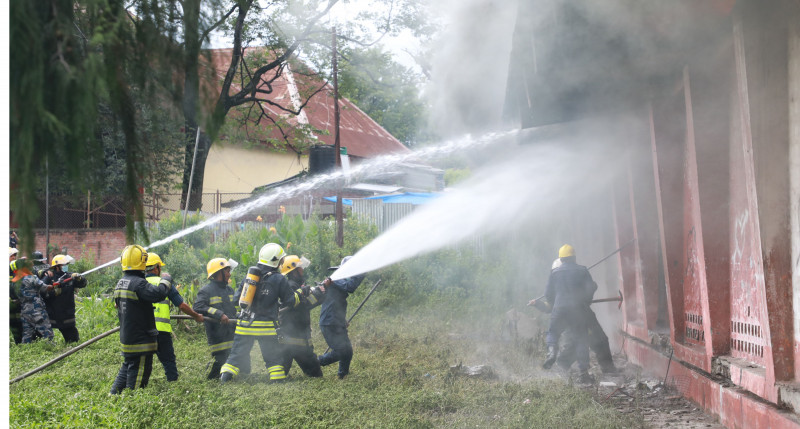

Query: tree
[
  {"left": 10, "top": 0, "right": 183, "bottom": 249},
  {"left": 337, "top": 47, "right": 429, "bottom": 147}
]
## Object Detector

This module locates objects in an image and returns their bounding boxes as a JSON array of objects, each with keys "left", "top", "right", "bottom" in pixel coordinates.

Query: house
[{"left": 200, "top": 48, "right": 410, "bottom": 195}]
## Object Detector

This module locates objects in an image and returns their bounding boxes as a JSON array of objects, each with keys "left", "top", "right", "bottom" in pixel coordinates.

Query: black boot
[
  {"left": 578, "top": 370, "right": 595, "bottom": 384},
  {"left": 208, "top": 362, "right": 223, "bottom": 380},
  {"left": 220, "top": 372, "right": 233, "bottom": 383},
  {"left": 542, "top": 346, "right": 558, "bottom": 369}
]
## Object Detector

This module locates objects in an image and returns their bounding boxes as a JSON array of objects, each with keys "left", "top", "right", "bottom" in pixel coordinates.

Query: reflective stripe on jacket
[{"left": 114, "top": 272, "right": 168, "bottom": 356}]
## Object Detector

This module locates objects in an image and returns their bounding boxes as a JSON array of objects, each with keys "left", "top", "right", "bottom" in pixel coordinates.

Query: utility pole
[{"left": 333, "top": 26, "right": 343, "bottom": 248}]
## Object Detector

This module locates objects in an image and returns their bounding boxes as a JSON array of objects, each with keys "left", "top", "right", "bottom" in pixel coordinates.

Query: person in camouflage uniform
[
  {"left": 9, "top": 249, "right": 22, "bottom": 344},
  {"left": 11, "top": 258, "right": 55, "bottom": 343}
]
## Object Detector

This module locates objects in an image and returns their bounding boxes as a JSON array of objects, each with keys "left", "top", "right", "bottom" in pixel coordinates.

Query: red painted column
[
  {"left": 733, "top": 11, "right": 794, "bottom": 399},
  {"left": 650, "top": 99, "right": 687, "bottom": 347}
]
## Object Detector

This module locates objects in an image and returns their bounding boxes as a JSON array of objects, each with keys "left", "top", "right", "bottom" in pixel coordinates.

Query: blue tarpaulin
[{"left": 323, "top": 192, "right": 439, "bottom": 206}]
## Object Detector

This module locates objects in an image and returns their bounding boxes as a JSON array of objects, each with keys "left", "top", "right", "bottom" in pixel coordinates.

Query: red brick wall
[{"left": 32, "top": 229, "right": 127, "bottom": 265}]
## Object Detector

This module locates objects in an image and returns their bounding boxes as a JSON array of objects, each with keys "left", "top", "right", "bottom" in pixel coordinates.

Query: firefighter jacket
[
  {"left": 544, "top": 261, "right": 597, "bottom": 310},
  {"left": 114, "top": 271, "right": 169, "bottom": 356},
  {"left": 278, "top": 276, "right": 325, "bottom": 345},
  {"left": 319, "top": 274, "right": 366, "bottom": 328},
  {"left": 233, "top": 264, "right": 299, "bottom": 336},
  {"left": 145, "top": 274, "right": 185, "bottom": 334},
  {"left": 40, "top": 270, "right": 87, "bottom": 328},
  {"left": 193, "top": 279, "right": 236, "bottom": 352}
]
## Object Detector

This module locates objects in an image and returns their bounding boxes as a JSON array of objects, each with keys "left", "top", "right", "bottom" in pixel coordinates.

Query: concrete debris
[{"left": 449, "top": 364, "right": 496, "bottom": 379}]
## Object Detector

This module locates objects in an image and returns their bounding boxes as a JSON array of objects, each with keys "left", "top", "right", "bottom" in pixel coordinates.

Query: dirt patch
[{"left": 570, "top": 358, "right": 725, "bottom": 428}]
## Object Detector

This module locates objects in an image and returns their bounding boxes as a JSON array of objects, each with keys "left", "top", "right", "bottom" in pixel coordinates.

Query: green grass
[{"left": 9, "top": 305, "right": 638, "bottom": 428}]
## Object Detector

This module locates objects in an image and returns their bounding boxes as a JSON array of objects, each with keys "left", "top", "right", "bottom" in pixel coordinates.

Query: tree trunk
[{"left": 181, "top": 0, "right": 203, "bottom": 211}]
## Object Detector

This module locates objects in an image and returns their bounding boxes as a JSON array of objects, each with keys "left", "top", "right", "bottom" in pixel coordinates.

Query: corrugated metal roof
[{"left": 204, "top": 48, "right": 410, "bottom": 159}]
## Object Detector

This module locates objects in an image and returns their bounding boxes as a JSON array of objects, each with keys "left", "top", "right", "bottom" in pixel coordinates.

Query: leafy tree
[
  {"left": 11, "top": 0, "right": 184, "bottom": 250},
  {"left": 337, "top": 47, "right": 429, "bottom": 147}
]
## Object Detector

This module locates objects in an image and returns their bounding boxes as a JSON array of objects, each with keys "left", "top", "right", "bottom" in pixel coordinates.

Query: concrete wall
[
  {"left": 33, "top": 229, "right": 127, "bottom": 266},
  {"left": 790, "top": 7, "right": 800, "bottom": 383},
  {"left": 202, "top": 144, "right": 307, "bottom": 194}
]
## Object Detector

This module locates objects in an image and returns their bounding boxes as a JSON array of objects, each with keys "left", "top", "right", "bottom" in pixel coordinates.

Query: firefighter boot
[
  {"left": 542, "top": 346, "right": 558, "bottom": 369},
  {"left": 219, "top": 372, "right": 233, "bottom": 383},
  {"left": 578, "top": 370, "right": 595, "bottom": 384}
]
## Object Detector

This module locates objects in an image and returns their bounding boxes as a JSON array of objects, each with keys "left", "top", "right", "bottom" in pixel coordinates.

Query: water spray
[{"left": 76, "top": 130, "right": 519, "bottom": 278}]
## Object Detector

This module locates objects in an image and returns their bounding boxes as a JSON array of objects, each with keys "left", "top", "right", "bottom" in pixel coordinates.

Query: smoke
[
  {"left": 426, "top": 0, "right": 519, "bottom": 137},
  {"left": 331, "top": 127, "right": 622, "bottom": 281}
]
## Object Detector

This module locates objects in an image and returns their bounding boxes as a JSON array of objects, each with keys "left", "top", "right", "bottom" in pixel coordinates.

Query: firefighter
[
  {"left": 110, "top": 245, "right": 169, "bottom": 394},
  {"left": 11, "top": 258, "right": 55, "bottom": 343},
  {"left": 278, "top": 255, "right": 325, "bottom": 378},
  {"left": 194, "top": 258, "right": 238, "bottom": 380},
  {"left": 145, "top": 252, "right": 204, "bottom": 381},
  {"left": 318, "top": 256, "right": 366, "bottom": 379},
  {"left": 9, "top": 249, "right": 22, "bottom": 344},
  {"left": 39, "top": 254, "right": 86, "bottom": 343},
  {"left": 219, "top": 243, "right": 301, "bottom": 383},
  {"left": 539, "top": 244, "right": 596, "bottom": 384}
]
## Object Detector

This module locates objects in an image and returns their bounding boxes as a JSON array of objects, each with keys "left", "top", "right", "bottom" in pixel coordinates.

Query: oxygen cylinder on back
[{"left": 239, "top": 267, "right": 261, "bottom": 310}]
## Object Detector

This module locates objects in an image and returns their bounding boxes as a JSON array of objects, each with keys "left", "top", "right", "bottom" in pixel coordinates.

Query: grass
[{"left": 8, "top": 303, "right": 638, "bottom": 428}]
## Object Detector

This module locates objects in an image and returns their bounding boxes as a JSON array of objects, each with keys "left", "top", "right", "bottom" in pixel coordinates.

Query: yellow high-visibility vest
[{"left": 146, "top": 276, "right": 172, "bottom": 333}]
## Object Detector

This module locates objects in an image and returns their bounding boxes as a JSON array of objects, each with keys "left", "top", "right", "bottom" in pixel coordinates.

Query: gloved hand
[
  {"left": 161, "top": 273, "right": 173, "bottom": 282},
  {"left": 71, "top": 273, "right": 84, "bottom": 282},
  {"left": 300, "top": 285, "right": 311, "bottom": 297},
  {"left": 220, "top": 314, "right": 230, "bottom": 325}
]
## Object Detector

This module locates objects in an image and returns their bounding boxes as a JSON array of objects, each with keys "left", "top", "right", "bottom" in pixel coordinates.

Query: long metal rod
[
  {"left": 530, "top": 239, "right": 636, "bottom": 303},
  {"left": 183, "top": 126, "right": 202, "bottom": 229},
  {"left": 587, "top": 238, "right": 635, "bottom": 270},
  {"left": 9, "top": 327, "right": 120, "bottom": 385},
  {"left": 324, "top": 279, "right": 381, "bottom": 354}
]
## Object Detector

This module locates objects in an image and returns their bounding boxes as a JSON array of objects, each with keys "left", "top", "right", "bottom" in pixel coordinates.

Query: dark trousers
[
  {"left": 10, "top": 318, "right": 23, "bottom": 344},
  {"left": 156, "top": 332, "right": 179, "bottom": 381},
  {"left": 557, "top": 309, "right": 614, "bottom": 371},
  {"left": 318, "top": 324, "right": 353, "bottom": 377},
  {"left": 54, "top": 325, "right": 80, "bottom": 344},
  {"left": 282, "top": 343, "right": 323, "bottom": 377},
  {"left": 221, "top": 335, "right": 284, "bottom": 380},
  {"left": 546, "top": 306, "right": 589, "bottom": 371},
  {"left": 110, "top": 353, "right": 154, "bottom": 394}
]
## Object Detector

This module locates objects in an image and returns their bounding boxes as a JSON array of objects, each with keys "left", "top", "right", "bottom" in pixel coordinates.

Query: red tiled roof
[{"left": 203, "top": 48, "right": 409, "bottom": 158}]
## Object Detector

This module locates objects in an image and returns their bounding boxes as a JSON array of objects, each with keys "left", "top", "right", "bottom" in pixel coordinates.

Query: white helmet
[
  {"left": 551, "top": 258, "right": 562, "bottom": 271},
  {"left": 258, "top": 243, "right": 285, "bottom": 268}
]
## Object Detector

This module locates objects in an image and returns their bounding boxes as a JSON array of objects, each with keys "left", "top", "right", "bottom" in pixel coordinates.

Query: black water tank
[{"left": 309, "top": 145, "right": 336, "bottom": 175}]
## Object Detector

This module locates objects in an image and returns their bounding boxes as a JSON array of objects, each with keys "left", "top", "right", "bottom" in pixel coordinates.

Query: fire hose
[
  {"left": 9, "top": 314, "right": 208, "bottom": 385},
  {"left": 323, "top": 279, "right": 382, "bottom": 354}
]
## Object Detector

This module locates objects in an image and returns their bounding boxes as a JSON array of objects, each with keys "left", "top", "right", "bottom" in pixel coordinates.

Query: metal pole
[
  {"left": 45, "top": 158, "right": 50, "bottom": 261},
  {"left": 183, "top": 126, "right": 202, "bottom": 229},
  {"left": 332, "top": 27, "right": 343, "bottom": 248},
  {"left": 324, "top": 279, "right": 381, "bottom": 354},
  {"left": 9, "top": 327, "right": 121, "bottom": 385},
  {"left": 86, "top": 191, "right": 91, "bottom": 229}
]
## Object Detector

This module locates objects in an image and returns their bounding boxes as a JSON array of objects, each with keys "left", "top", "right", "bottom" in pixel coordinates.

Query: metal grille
[
  {"left": 730, "top": 319, "right": 764, "bottom": 359},
  {"left": 684, "top": 312, "right": 705, "bottom": 344}
]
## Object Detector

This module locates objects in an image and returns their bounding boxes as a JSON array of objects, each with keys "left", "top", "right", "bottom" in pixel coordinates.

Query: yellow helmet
[
  {"left": 51, "top": 254, "right": 75, "bottom": 267},
  {"left": 207, "top": 258, "right": 231, "bottom": 279},
  {"left": 558, "top": 244, "right": 575, "bottom": 258},
  {"left": 120, "top": 245, "right": 148, "bottom": 271},
  {"left": 146, "top": 252, "right": 165, "bottom": 268},
  {"left": 280, "top": 255, "right": 310, "bottom": 275}
]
